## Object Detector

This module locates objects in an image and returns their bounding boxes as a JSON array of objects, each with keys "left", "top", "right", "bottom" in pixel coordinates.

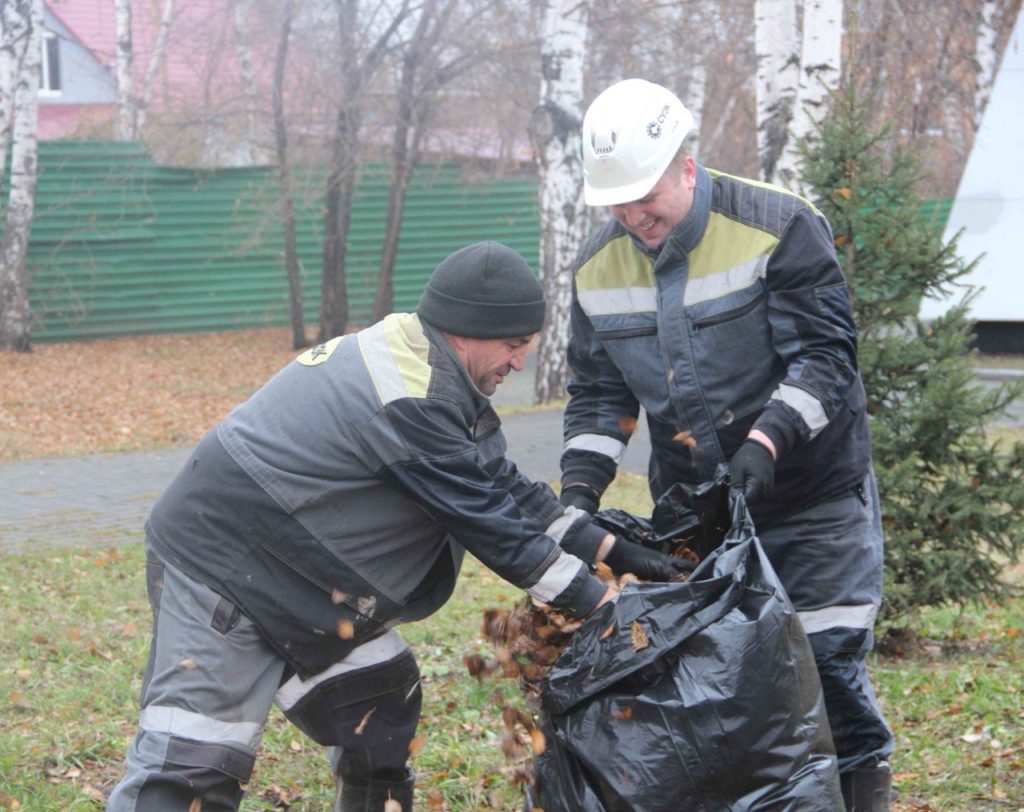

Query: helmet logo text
[{"left": 646, "top": 104, "right": 671, "bottom": 139}]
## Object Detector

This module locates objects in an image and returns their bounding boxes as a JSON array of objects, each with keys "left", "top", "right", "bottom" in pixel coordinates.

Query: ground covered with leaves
[
  {"left": 1, "top": 330, "right": 1022, "bottom": 808},
  {"left": 0, "top": 329, "right": 301, "bottom": 463}
]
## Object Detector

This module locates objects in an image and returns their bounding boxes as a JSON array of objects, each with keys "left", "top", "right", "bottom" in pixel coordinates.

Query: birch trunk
[
  {"left": 234, "top": 0, "right": 261, "bottom": 163},
  {"left": 530, "top": 0, "right": 588, "bottom": 404},
  {"left": 755, "top": 0, "right": 799, "bottom": 183},
  {"left": 775, "top": 0, "right": 842, "bottom": 188},
  {"left": 973, "top": 0, "right": 1001, "bottom": 127},
  {"left": 1, "top": 0, "right": 32, "bottom": 192},
  {"left": 0, "top": 0, "right": 42, "bottom": 352},
  {"left": 136, "top": 0, "right": 176, "bottom": 136},
  {"left": 114, "top": 0, "right": 136, "bottom": 140}
]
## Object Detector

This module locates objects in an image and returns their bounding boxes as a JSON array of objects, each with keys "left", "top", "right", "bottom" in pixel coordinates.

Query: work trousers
[
  {"left": 106, "top": 552, "right": 421, "bottom": 811},
  {"left": 757, "top": 469, "right": 895, "bottom": 773}
]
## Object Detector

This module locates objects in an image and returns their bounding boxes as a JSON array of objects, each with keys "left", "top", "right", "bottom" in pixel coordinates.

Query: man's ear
[{"left": 443, "top": 331, "right": 467, "bottom": 352}]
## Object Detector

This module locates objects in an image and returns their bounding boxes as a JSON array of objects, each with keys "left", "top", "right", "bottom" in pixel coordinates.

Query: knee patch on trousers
[
  {"left": 131, "top": 733, "right": 253, "bottom": 811},
  {"left": 281, "top": 648, "right": 422, "bottom": 776}
]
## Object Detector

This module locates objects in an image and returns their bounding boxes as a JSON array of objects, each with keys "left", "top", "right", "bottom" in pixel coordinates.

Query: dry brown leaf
[
  {"left": 672, "top": 431, "right": 698, "bottom": 448},
  {"left": 530, "top": 727, "right": 546, "bottom": 755},
  {"left": 611, "top": 705, "right": 634, "bottom": 721},
  {"left": 427, "top": 788, "right": 445, "bottom": 809},
  {"left": 354, "top": 707, "right": 376, "bottom": 735},
  {"left": 618, "top": 416, "right": 638, "bottom": 435},
  {"left": 337, "top": 619, "right": 355, "bottom": 639},
  {"left": 408, "top": 735, "right": 426, "bottom": 758},
  {"left": 630, "top": 621, "right": 650, "bottom": 651}
]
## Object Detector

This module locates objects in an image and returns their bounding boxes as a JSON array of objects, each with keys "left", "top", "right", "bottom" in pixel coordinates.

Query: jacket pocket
[
  {"left": 595, "top": 323, "right": 657, "bottom": 340},
  {"left": 691, "top": 291, "right": 766, "bottom": 332}
]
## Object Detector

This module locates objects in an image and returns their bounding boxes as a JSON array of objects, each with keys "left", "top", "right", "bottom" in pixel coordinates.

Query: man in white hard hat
[{"left": 559, "top": 79, "right": 894, "bottom": 810}]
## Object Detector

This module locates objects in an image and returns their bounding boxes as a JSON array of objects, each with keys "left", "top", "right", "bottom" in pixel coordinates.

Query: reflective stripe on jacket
[{"left": 562, "top": 165, "right": 872, "bottom": 527}]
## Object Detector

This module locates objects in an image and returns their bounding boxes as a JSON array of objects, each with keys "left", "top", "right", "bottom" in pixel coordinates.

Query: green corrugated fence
[
  {"left": 21, "top": 141, "right": 541, "bottom": 342},
  {"left": 11, "top": 141, "right": 954, "bottom": 343}
]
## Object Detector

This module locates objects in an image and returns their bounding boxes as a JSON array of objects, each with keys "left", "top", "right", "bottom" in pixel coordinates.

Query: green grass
[{"left": 2, "top": 475, "right": 1022, "bottom": 810}]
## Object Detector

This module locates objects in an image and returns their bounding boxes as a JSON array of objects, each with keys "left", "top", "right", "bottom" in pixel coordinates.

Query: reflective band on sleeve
[
  {"left": 564, "top": 433, "right": 626, "bottom": 464},
  {"left": 275, "top": 629, "right": 410, "bottom": 712},
  {"left": 139, "top": 705, "right": 264, "bottom": 749},
  {"left": 527, "top": 553, "right": 585, "bottom": 604},
  {"left": 544, "top": 509, "right": 581, "bottom": 544},
  {"left": 771, "top": 383, "right": 829, "bottom": 437},
  {"left": 577, "top": 286, "right": 657, "bottom": 316},
  {"left": 797, "top": 604, "right": 879, "bottom": 635}
]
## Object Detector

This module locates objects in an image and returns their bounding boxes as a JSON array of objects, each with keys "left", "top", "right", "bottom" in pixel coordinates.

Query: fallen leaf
[
  {"left": 530, "top": 727, "right": 546, "bottom": 754},
  {"left": 408, "top": 735, "right": 425, "bottom": 758},
  {"left": 630, "top": 621, "right": 649, "bottom": 651},
  {"left": 618, "top": 416, "right": 637, "bottom": 435},
  {"left": 354, "top": 707, "right": 376, "bottom": 735},
  {"left": 672, "top": 431, "right": 697, "bottom": 448},
  {"left": 611, "top": 705, "right": 633, "bottom": 721}
]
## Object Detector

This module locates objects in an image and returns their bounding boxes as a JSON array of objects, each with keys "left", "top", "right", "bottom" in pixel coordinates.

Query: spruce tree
[{"left": 798, "top": 74, "right": 1024, "bottom": 622}]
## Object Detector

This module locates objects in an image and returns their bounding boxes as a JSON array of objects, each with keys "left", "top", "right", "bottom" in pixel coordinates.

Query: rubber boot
[
  {"left": 334, "top": 767, "right": 415, "bottom": 812},
  {"left": 840, "top": 762, "right": 892, "bottom": 811}
]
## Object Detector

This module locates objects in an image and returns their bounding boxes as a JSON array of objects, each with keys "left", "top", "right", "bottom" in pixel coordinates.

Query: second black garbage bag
[{"left": 529, "top": 495, "right": 843, "bottom": 812}]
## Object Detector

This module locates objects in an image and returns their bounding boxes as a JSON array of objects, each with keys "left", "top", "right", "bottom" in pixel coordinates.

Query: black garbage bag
[
  {"left": 592, "top": 466, "right": 732, "bottom": 562},
  {"left": 529, "top": 496, "right": 842, "bottom": 812}
]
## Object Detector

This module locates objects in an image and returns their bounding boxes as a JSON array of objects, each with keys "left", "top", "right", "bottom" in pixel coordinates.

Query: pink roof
[{"left": 44, "top": 0, "right": 277, "bottom": 120}]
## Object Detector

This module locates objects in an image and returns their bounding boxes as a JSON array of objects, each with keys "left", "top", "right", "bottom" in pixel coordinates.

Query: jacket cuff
[
  {"left": 560, "top": 565, "right": 607, "bottom": 619},
  {"left": 559, "top": 513, "right": 609, "bottom": 564},
  {"left": 752, "top": 400, "right": 804, "bottom": 460},
  {"left": 560, "top": 448, "right": 617, "bottom": 499}
]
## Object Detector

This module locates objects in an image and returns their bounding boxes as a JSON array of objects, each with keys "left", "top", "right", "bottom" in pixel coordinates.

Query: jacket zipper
[{"left": 691, "top": 292, "right": 766, "bottom": 332}]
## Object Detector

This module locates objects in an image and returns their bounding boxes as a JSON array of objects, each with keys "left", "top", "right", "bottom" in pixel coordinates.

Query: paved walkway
[
  {"left": 3, "top": 354, "right": 1020, "bottom": 552},
  {"left": 0, "top": 355, "right": 649, "bottom": 552}
]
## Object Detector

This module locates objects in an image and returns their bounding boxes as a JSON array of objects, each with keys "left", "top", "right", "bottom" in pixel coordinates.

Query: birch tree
[
  {"left": 114, "top": 0, "right": 136, "bottom": 140},
  {"left": 774, "top": 0, "right": 843, "bottom": 187},
  {"left": 973, "top": 0, "right": 1002, "bottom": 126},
  {"left": 0, "top": 0, "right": 43, "bottom": 352},
  {"left": 135, "top": 0, "right": 177, "bottom": 136},
  {"left": 1, "top": 0, "right": 32, "bottom": 190},
  {"left": 755, "top": 0, "right": 799, "bottom": 183},
  {"left": 234, "top": 0, "right": 263, "bottom": 163},
  {"left": 529, "top": 0, "right": 589, "bottom": 403}
]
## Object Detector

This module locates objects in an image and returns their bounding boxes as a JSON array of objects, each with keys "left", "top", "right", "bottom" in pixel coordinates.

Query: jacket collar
[
  {"left": 664, "top": 163, "right": 712, "bottom": 256},
  {"left": 419, "top": 317, "right": 492, "bottom": 414}
]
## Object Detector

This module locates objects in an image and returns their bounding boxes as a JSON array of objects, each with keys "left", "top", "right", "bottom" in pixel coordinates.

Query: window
[{"left": 41, "top": 33, "right": 61, "bottom": 94}]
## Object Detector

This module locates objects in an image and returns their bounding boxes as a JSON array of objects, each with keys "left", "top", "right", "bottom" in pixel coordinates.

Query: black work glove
[
  {"left": 603, "top": 537, "right": 692, "bottom": 582},
  {"left": 560, "top": 485, "right": 599, "bottom": 514},
  {"left": 729, "top": 438, "right": 775, "bottom": 504}
]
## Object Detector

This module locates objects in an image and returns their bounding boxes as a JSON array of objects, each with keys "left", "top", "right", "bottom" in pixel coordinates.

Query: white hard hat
[{"left": 581, "top": 79, "right": 696, "bottom": 207}]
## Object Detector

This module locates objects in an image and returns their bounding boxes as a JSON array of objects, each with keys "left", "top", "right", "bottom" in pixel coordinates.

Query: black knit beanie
[{"left": 416, "top": 242, "right": 546, "bottom": 338}]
